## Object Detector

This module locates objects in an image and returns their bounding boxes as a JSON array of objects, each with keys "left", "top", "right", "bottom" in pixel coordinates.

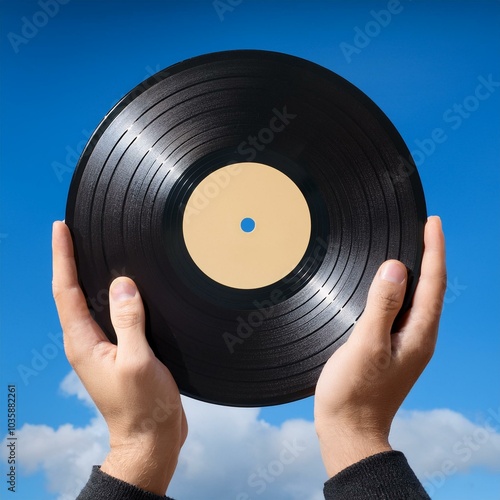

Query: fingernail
[
  {"left": 380, "top": 261, "right": 406, "bottom": 284},
  {"left": 428, "top": 215, "right": 442, "bottom": 227},
  {"left": 111, "top": 280, "right": 137, "bottom": 301}
]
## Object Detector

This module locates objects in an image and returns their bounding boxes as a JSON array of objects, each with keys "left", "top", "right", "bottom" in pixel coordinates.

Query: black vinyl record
[{"left": 66, "top": 50, "right": 426, "bottom": 407}]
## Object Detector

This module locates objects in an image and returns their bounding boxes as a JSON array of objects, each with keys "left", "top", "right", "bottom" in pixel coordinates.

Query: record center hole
[{"left": 240, "top": 217, "right": 256, "bottom": 233}]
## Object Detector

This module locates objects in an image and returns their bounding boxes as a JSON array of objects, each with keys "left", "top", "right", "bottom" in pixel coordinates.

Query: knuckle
[
  {"left": 52, "top": 282, "right": 66, "bottom": 302},
  {"left": 415, "top": 337, "right": 436, "bottom": 363},
  {"left": 375, "top": 288, "right": 402, "bottom": 312},
  {"left": 112, "top": 308, "right": 142, "bottom": 330},
  {"left": 64, "top": 343, "right": 82, "bottom": 369},
  {"left": 64, "top": 347, "right": 76, "bottom": 366},
  {"left": 440, "top": 271, "right": 448, "bottom": 287},
  {"left": 406, "top": 317, "right": 438, "bottom": 362},
  {"left": 423, "top": 342, "right": 436, "bottom": 362},
  {"left": 117, "top": 356, "right": 149, "bottom": 378},
  {"left": 431, "top": 295, "right": 445, "bottom": 316}
]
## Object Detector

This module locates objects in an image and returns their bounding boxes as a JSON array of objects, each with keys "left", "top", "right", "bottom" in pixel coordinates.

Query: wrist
[
  {"left": 317, "top": 424, "right": 392, "bottom": 477},
  {"left": 101, "top": 438, "right": 180, "bottom": 495}
]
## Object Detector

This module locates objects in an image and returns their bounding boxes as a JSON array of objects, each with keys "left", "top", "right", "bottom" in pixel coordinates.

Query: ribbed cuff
[
  {"left": 323, "top": 451, "right": 430, "bottom": 500},
  {"left": 76, "top": 465, "right": 174, "bottom": 500}
]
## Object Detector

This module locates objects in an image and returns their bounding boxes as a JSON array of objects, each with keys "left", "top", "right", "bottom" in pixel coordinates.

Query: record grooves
[{"left": 66, "top": 50, "right": 426, "bottom": 407}]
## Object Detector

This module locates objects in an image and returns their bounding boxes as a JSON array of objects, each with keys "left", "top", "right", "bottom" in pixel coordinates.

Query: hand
[
  {"left": 52, "top": 221, "right": 187, "bottom": 495},
  {"left": 314, "top": 216, "right": 446, "bottom": 477}
]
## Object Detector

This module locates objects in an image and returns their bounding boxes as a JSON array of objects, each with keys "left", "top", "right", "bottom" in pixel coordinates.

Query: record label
[{"left": 182, "top": 162, "right": 311, "bottom": 289}]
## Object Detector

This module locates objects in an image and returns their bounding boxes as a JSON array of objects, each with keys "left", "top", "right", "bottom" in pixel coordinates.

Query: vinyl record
[{"left": 66, "top": 50, "right": 426, "bottom": 407}]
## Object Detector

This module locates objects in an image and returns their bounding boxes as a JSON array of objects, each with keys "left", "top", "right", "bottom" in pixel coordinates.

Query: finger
[
  {"left": 109, "top": 277, "right": 151, "bottom": 361},
  {"left": 402, "top": 216, "right": 446, "bottom": 345},
  {"left": 353, "top": 260, "right": 408, "bottom": 347},
  {"left": 52, "top": 221, "right": 107, "bottom": 360}
]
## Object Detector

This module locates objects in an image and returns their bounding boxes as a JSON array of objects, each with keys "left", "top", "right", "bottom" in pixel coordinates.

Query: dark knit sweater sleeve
[
  {"left": 76, "top": 466, "right": 175, "bottom": 500},
  {"left": 323, "top": 451, "right": 430, "bottom": 499}
]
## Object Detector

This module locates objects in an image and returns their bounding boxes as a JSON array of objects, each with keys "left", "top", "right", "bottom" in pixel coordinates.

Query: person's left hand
[
  {"left": 52, "top": 221, "right": 187, "bottom": 495},
  {"left": 314, "top": 216, "right": 446, "bottom": 476}
]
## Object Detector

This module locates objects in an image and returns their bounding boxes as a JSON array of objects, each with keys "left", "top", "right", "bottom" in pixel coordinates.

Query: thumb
[
  {"left": 109, "top": 278, "right": 149, "bottom": 358},
  {"left": 355, "top": 260, "right": 407, "bottom": 344}
]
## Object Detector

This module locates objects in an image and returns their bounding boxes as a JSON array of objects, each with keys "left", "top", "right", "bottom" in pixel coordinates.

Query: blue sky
[{"left": 1, "top": 1, "right": 499, "bottom": 499}]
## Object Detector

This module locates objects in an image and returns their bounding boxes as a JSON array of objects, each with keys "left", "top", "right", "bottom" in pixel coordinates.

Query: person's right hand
[
  {"left": 314, "top": 216, "right": 446, "bottom": 477},
  {"left": 52, "top": 221, "right": 187, "bottom": 495}
]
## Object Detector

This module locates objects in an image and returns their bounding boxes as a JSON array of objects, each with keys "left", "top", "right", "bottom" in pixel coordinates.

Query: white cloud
[
  {"left": 6, "top": 372, "right": 325, "bottom": 500},
  {"left": 390, "top": 407, "right": 500, "bottom": 495},
  {"left": 171, "top": 400, "right": 324, "bottom": 500},
  {"left": 3, "top": 371, "right": 500, "bottom": 500},
  {"left": 59, "top": 370, "right": 94, "bottom": 407},
  {"left": 13, "top": 419, "right": 108, "bottom": 500}
]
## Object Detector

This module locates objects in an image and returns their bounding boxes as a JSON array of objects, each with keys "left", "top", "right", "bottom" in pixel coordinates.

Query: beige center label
[{"left": 182, "top": 162, "right": 311, "bottom": 289}]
